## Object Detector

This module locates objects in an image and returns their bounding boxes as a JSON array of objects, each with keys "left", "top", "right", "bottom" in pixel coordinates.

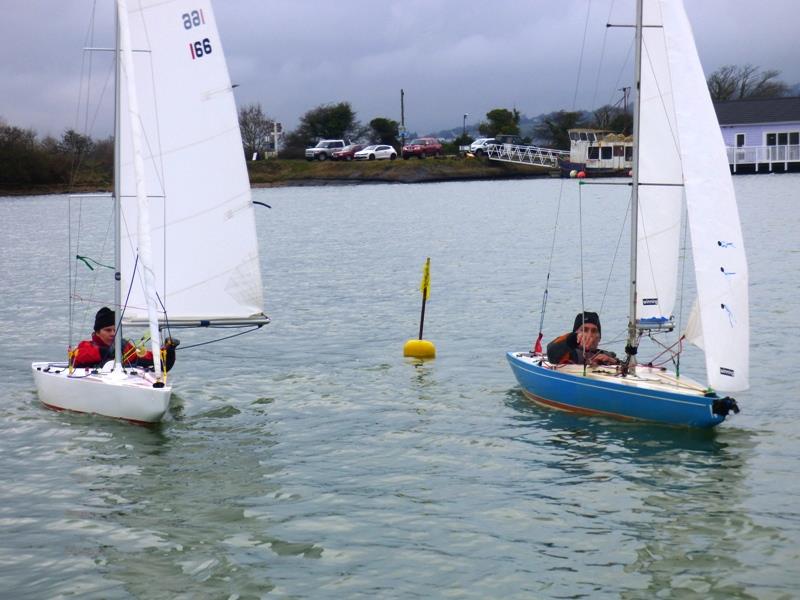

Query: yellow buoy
[
  {"left": 403, "top": 338, "right": 436, "bottom": 359},
  {"left": 404, "top": 258, "right": 436, "bottom": 359}
]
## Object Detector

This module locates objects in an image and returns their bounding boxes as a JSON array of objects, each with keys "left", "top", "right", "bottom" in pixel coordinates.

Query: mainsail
[
  {"left": 662, "top": 0, "right": 749, "bottom": 391},
  {"left": 117, "top": 0, "right": 162, "bottom": 373},
  {"left": 119, "top": 0, "right": 265, "bottom": 325},
  {"left": 635, "top": 0, "right": 683, "bottom": 329}
]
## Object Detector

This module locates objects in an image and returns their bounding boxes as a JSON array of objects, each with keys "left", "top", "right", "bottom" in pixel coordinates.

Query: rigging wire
[
  {"left": 175, "top": 326, "right": 264, "bottom": 352},
  {"left": 571, "top": 0, "right": 594, "bottom": 110},
  {"left": 533, "top": 0, "right": 594, "bottom": 353},
  {"left": 590, "top": 0, "right": 618, "bottom": 110},
  {"left": 599, "top": 189, "right": 631, "bottom": 316},
  {"left": 578, "top": 184, "right": 586, "bottom": 320},
  {"left": 675, "top": 197, "right": 691, "bottom": 377}
]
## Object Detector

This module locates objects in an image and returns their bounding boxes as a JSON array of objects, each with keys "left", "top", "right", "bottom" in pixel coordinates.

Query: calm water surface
[{"left": 1, "top": 174, "right": 799, "bottom": 598}]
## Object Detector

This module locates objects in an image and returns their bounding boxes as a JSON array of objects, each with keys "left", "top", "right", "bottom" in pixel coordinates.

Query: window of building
[
  {"left": 588, "top": 147, "right": 599, "bottom": 160},
  {"left": 625, "top": 146, "right": 633, "bottom": 161},
  {"left": 736, "top": 133, "right": 745, "bottom": 147},
  {"left": 766, "top": 133, "right": 777, "bottom": 146},
  {"left": 601, "top": 146, "right": 613, "bottom": 160}
]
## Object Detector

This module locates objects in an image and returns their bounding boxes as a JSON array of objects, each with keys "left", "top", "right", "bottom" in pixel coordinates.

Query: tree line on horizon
[{"left": 1, "top": 64, "right": 795, "bottom": 189}]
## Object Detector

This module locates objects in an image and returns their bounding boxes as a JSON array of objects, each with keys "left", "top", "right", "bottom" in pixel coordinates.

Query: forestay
[
  {"left": 119, "top": 0, "right": 265, "bottom": 324},
  {"left": 662, "top": 0, "right": 749, "bottom": 391}
]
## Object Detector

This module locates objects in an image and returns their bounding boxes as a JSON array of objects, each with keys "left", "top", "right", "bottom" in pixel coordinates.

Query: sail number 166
[{"left": 189, "top": 38, "right": 212, "bottom": 60}]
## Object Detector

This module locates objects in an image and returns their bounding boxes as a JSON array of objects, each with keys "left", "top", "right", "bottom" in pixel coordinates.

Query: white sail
[
  {"left": 662, "top": 0, "right": 749, "bottom": 391},
  {"left": 635, "top": 0, "right": 683, "bottom": 328},
  {"left": 117, "top": 0, "right": 162, "bottom": 373},
  {"left": 119, "top": 0, "right": 265, "bottom": 324}
]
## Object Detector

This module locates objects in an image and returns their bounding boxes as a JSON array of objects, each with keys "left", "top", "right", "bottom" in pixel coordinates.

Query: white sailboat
[
  {"left": 32, "top": 0, "right": 269, "bottom": 423},
  {"left": 507, "top": 0, "right": 748, "bottom": 428}
]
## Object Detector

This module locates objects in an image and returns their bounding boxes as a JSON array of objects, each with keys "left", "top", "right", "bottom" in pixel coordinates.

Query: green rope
[{"left": 76, "top": 254, "right": 113, "bottom": 271}]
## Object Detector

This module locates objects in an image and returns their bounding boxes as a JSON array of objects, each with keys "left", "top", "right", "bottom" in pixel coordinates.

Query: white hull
[{"left": 32, "top": 362, "right": 172, "bottom": 424}]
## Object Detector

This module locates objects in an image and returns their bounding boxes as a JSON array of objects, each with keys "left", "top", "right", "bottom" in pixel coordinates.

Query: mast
[
  {"left": 113, "top": 1, "right": 123, "bottom": 372},
  {"left": 624, "top": 0, "right": 644, "bottom": 370}
]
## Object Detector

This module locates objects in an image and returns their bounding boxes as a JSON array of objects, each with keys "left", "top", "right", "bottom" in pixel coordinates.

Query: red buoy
[{"left": 577, "top": 171, "right": 586, "bottom": 179}]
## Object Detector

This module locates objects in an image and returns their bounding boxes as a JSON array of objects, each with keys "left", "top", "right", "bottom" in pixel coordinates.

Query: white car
[
  {"left": 469, "top": 137, "right": 496, "bottom": 156},
  {"left": 354, "top": 145, "right": 397, "bottom": 161}
]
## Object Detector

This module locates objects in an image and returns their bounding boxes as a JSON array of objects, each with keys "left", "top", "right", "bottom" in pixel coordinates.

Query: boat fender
[
  {"left": 712, "top": 397, "right": 740, "bottom": 416},
  {"left": 152, "top": 381, "right": 165, "bottom": 389}
]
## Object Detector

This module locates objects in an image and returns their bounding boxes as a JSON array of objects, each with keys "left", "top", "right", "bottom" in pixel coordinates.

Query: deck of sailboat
[{"left": 508, "top": 352, "right": 712, "bottom": 399}]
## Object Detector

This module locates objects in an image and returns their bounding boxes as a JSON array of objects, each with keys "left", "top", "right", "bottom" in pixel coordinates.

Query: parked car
[
  {"left": 469, "top": 137, "right": 496, "bottom": 156},
  {"left": 354, "top": 145, "right": 397, "bottom": 161},
  {"left": 401, "top": 137, "right": 443, "bottom": 159},
  {"left": 305, "top": 139, "right": 346, "bottom": 161},
  {"left": 331, "top": 143, "right": 365, "bottom": 161}
]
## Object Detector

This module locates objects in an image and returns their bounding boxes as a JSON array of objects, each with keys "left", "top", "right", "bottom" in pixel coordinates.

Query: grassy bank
[
  {"left": 0, "top": 156, "right": 554, "bottom": 196},
  {"left": 247, "top": 156, "right": 554, "bottom": 187}
]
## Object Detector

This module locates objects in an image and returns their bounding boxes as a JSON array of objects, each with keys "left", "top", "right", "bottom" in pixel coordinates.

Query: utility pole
[
  {"left": 272, "top": 121, "right": 281, "bottom": 158},
  {"left": 619, "top": 86, "right": 631, "bottom": 112},
  {"left": 400, "top": 89, "right": 405, "bottom": 147}
]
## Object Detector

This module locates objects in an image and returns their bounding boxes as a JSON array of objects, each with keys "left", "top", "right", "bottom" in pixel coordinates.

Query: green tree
[
  {"left": 368, "top": 117, "right": 399, "bottom": 147},
  {"left": 591, "top": 105, "right": 632, "bottom": 135},
  {"left": 707, "top": 64, "right": 790, "bottom": 101},
  {"left": 238, "top": 103, "right": 274, "bottom": 159},
  {"left": 533, "top": 111, "right": 585, "bottom": 150},
  {"left": 58, "top": 129, "right": 94, "bottom": 157},
  {"left": 282, "top": 102, "right": 362, "bottom": 158},
  {"left": 0, "top": 121, "right": 41, "bottom": 186},
  {"left": 478, "top": 108, "right": 521, "bottom": 137}
]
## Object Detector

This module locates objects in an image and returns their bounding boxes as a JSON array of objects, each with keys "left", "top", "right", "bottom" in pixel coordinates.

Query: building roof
[{"left": 713, "top": 96, "right": 800, "bottom": 125}]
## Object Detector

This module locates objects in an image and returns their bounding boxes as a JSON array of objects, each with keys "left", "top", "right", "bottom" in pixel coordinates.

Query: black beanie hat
[
  {"left": 573, "top": 311, "right": 601, "bottom": 336},
  {"left": 94, "top": 306, "right": 116, "bottom": 332}
]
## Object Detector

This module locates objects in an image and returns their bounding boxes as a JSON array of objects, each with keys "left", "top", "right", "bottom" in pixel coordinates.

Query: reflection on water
[{"left": 505, "top": 390, "right": 783, "bottom": 597}]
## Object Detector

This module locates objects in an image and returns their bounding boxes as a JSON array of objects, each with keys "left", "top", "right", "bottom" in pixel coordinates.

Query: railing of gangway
[{"left": 486, "top": 143, "right": 570, "bottom": 168}]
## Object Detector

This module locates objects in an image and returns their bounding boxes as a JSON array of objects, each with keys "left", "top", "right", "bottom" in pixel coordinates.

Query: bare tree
[
  {"left": 238, "top": 103, "right": 274, "bottom": 158},
  {"left": 707, "top": 64, "right": 790, "bottom": 101}
]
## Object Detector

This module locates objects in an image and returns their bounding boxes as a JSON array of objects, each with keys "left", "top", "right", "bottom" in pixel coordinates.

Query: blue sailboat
[{"left": 507, "top": 0, "right": 749, "bottom": 428}]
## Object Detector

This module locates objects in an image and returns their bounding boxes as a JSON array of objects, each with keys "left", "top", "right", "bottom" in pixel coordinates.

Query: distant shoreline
[{"left": 0, "top": 157, "right": 556, "bottom": 196}]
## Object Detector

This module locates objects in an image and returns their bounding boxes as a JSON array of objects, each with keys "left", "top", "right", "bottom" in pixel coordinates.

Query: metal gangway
[{"left": 486, "top": 143, "right": 569, "bottom": 168}]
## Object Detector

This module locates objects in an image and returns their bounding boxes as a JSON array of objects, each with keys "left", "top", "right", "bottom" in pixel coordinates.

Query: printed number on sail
[{"left": 189, "top": 39, "right": 212, "bottom": 60}]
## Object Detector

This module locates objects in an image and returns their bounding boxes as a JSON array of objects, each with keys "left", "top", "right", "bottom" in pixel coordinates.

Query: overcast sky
[{"left": 2, "top": 0, "right": 798, "bottom": 139}]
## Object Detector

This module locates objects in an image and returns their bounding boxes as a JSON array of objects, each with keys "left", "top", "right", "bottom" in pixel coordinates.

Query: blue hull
[{"left": 506, "top": 352, "right": 726, "bottom": 429}]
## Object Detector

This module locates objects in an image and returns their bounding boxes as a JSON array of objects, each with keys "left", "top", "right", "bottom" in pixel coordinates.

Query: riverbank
[
  {"left": 0, "top": 157, "right": 553, "bottom": 196},
  {"left": 248, "top": 156, "right": 553, "bottom": 187}
]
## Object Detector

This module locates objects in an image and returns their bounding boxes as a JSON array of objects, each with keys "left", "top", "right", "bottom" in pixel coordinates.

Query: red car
[
  {"left": 402, "top": 137, "right": 443, "bottom": 159},
  {"left": 332, "top": 143, "right": 365, "bottom": 161}
]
